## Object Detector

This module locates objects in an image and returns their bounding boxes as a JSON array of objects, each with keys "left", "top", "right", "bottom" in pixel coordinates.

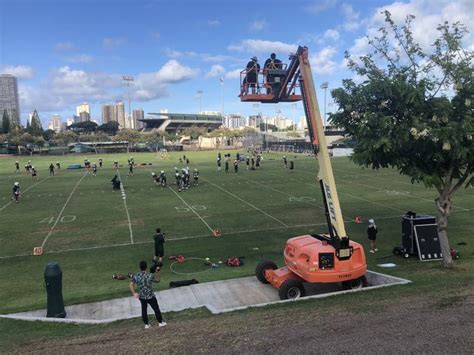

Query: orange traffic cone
[
  {"left": 213, "top": 229, "right": 222, "bottom": 237},
  {"left": 354, "top": 216, "right": 362, "bottom": 224}
]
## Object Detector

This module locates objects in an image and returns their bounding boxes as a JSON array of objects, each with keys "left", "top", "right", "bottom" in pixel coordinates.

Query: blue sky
[{"left": 0, "top": 0, "right": 472, "bottom": 126}]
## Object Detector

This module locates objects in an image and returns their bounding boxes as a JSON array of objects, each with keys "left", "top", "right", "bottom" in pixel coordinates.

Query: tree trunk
[{"left": 436, "top": 192, "right": 453, "bottom": 268}]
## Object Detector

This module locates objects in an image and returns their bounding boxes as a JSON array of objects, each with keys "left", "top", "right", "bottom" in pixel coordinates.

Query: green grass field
[{"left": 0, "top": 150, "right": 473, "bottom": 315}]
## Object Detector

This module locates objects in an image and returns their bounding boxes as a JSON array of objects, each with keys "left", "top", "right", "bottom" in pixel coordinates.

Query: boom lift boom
[{"left": 243, "top": 46, "right": 367, "bottom": 300}]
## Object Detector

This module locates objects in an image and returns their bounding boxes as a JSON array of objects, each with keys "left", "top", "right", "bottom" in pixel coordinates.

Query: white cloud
[
  {"left": 208, "top": 19, "right": 221, "bottom": 27},
  {"left": 18, "top": 61, "right": 199, "bottom": 113},
  {"left": 225, "top": 69, "right": 242, "bottom": 79},
  {"left": 304, "top": 0, "right": 338, "bottom": 14},
  {"left": 323, "top": 29, "right": 340, "bottom": 42},
  {"left": 67, "top": 54, "right": 94, "bottom": 63},
  {"left": 228, "top": 39, "right": 297, "bottom": 55},
  {"left": 310, "top": 47, "right": 338, "bottom": 75},
  {"left": 0, "top": 65, "right": 35, "bottom": 79},
  {"left": 371, "top": 0, "right": 473, "bottom": 50},
  {"left": 206, "top": 64, "right": 225, "bottom": 78},
  {"left": 341, "top": 3, "right": 361, "bottom": 31},
  {"left": 55, "top": 42, "right": 76, "bottom": 51},
  {"left": 249, "top": 19, "right": 267, "bottom": 32},
  {"left": 103, "top": 37, "right": 126, "bottom": 49},
  {"left": 163, "top": 48, "right": 236, "bottom": 63}
]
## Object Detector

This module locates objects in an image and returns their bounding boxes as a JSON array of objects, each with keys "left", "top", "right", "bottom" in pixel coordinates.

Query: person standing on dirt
[
  {"left": 153, "top": 228, "right": 165, "bottom": 263},
  {"left": 129, "top": 260, "right": 166, "bottom": 329},
  {"left": 367, "top": 219, "right": 378, "bottom": 253}
]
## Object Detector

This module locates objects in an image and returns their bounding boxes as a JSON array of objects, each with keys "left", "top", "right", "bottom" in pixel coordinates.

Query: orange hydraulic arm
[{"left": 240, "top": 46, "right": 352, "bottom": 259}]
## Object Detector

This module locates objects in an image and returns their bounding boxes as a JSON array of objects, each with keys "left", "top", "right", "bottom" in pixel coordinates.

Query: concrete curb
[{"left": 0, "top": 271, "right": 411, "bottom": 324}]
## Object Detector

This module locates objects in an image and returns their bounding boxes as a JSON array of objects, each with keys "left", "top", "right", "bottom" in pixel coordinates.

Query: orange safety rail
[{"left": 239, "top": 64, "right": 302, "bottom": 103}]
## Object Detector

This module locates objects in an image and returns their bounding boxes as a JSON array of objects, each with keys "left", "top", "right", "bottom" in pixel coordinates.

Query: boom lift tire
[
  {"left": 279, "top": 279, "right": 306, "bottom": 300},
  {"left": 341, "top": 276, "right": 368, "bottom": 290},
  {"left": 255, "top": 260, "right": 277, "bottom": 284}
]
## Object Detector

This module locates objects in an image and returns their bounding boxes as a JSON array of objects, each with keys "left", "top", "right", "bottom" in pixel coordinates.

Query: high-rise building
[
  {"left": 79, "top": 111, "right": 90, "bottom": 122},
  {"left": 76, "top": 103, "right": 90, "bottom": 116},
  {"left": 0, "top": 74, "right": 21, "bottom": 126},
  {"left": 66, "top": 117, "right": 75, "bottom": 127},
  {"left": 133, "top": 108, "right": 144, "bottom": 130},
  {"left": 48, "top": 114, "right": 62, "bottom": 133},
  {"left": 225, "top": 114, "right": 246, "bottom": 129},
  {"left": 115, "top": 101, "right": 125, "bottom": 129},
  {"left": 101, "top": 104, "right": 115, "bottom": 124}
]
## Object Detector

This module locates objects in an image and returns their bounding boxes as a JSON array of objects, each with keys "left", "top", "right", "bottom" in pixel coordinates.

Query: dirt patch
[{"left": 12, "top": 293, "right": 474, "bottom": 354}]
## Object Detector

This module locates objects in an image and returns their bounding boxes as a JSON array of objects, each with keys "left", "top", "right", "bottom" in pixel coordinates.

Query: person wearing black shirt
[
  {"left": 193, "top": 169, "right": 199, "bottom": 186},
  {"left": 243, "top": 56, "right": 260, "bottom": 94},
  {"left": 99, "top": 158, "right": 103, "bottom": 168},
  {"left": 49, "top": 163, "right": 55, "bottom": 176},
  {"left": 225, "top": 156, "right": 229, "bottom": 173},
  {"left": 246, "top": 156, "right": 250, "bottom": 170},
  {"left": 12, "top": 182, "right": 20, "bottom": 202},
  {"left": 153, "top": 228, "right": 165, "bottom": 263},
  {"left": 159, "top": 171, "right": 167, "bottom": 187},
  {"left": 367, "top": 219, "right": 378, "bottom": 253},
  {"left": 31, "top": 166, "right": 38, "bottom": 180},
  {"left": 56, "top": 162, "right": 61, "bottom": 170},
  {"left": 15, "top": 161, "right": 20, "bottom": 172},
  {"left": 234, "top": 159, "right": 239, "bottom": 173},
  {"left": 92, "top": 163, "right": 98, "bottom": 176},
  {"left": 111, "top": 175, "right": 121, "bottom": 190}
]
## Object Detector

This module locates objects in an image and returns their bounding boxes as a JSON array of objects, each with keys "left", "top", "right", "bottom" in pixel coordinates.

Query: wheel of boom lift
[
  {"left": 255, "top": 260, "right": 277, "bottom": 284},
  {"left": 278, "top": 279, "right": 306, "bottom": 300},
  {"left": 341, "top": 276, "right": 368, "bottom": 290}
]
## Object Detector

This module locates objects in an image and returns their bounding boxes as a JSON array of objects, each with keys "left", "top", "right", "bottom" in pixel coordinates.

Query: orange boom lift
[{"left": 241, "top": 46, "right": 367, "bottom": 300}]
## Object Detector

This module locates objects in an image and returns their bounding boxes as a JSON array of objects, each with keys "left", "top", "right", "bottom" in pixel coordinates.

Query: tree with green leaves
[
  {"left": 2, "top": 110, "right": 10, "bottom": 134},
  {"left": 51, "top": 131, "right": 78, "bottom": 147},
  {"left": 98, "top": 121, "right": 120, "bottom": 135},
  {"left": 113, "top": 129, "right": 143, "bottom": 153},
  {"left": 27, "top": 110, "right": 44, "bottom": 136},
  {"left": 68, "top": 121, "right": 98, "bottom": 133},
  {"left": 331, "top": 12, "right": 473, "bottom": 268}
]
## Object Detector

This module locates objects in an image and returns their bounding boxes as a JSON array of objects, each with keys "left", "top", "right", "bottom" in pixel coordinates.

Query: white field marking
[
  {"left": 0, "top": 176, "right": 52, "bottom": 212},
  {"left": 249, "top": 174, "right": 352, "bottom": 223},
  {"left": 116, "top": 170, "right": 134, "bottom": 244},
  {"left": 289, "top": 172, "right": 407, "bottom": 214},
  {"left": 167, "top": 186, "right": 215, "bottom": 233},
  {"left": 40, "top": 173, "right": 87, "bottom": 248},
  {"left": 202, "top": 177, "right": 288, "bottom": 227},
  {"left": 308, "top": 167, "right": 473, "bottom": 210},
  {"left": 0, "top": 211, "right": 446, "bottom": 260}
]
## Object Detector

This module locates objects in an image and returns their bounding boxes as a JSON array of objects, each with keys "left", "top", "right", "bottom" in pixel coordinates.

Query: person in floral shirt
[{"left": 129, "top": 260, "right": 166, "bottom": 329}]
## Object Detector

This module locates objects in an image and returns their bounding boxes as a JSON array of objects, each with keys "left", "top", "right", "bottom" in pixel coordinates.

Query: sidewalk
[{"left": 0, "top": 272, "right": 410, "bottom": 324}]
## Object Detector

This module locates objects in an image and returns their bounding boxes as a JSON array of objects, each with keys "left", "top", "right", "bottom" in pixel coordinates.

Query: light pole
[
  {"left": 122, "top": 75, "right": 134, "bottom": 129},
  {"left": 252, "top": 103, "right": 259, "bottom": 130},
  {"left": 320, "top": 81, "right": 328, "bottom": 130},
  {"left": 197, "top": 90, "right": 203, "bottom": 113},
  {"left": 220, "top": 77, "right": 224, "bottom": 117}
]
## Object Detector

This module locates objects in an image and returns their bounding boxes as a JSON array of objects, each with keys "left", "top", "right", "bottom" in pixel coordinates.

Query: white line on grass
[
  {"left": 202, "top": 177, "right": 288, "bottom": 227},
  {"left": 0, "top": 211, "right": 441, "bottom": 260},
  {"left": 167, "top": 186, "right": 215, "bottom": 233},
  {"left": 0, "top": 177, "right": 52, "bottom": 212},
  {"left": 40, "top": 173, "right": 87, "bottom": 249},
  {"left": 116, "top": 169, "right": 134, "bottom": 244},
  {"left": 291, "top": 171, "right": 407, "bottom": 214}
]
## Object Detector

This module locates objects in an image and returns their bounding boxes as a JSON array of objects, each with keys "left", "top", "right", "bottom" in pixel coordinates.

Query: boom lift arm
[{"left": 241, "top": 46, "right": 352, "bottom": 260}]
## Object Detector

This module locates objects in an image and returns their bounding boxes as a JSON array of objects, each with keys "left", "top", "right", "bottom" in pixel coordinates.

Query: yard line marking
[
  {"left": 0, "top": 212, "right": 439, "bottom": 260},
  {"left": 239, "top": 174, "right": 352, "bottom": 223},
  {"left": 40, "top": 173, "right": 87, "bottom": 249},
  {"left": 289, "top": 171, "right": 408, "bottom": 214},
  {"left": 0, "top": 176, "right": 52, "bottom": 212},
  {"left": 300, "top": 168, "right": 472, "bottom": 211},
  {"left": 202, "top": 177, "right": 288, "bottom": 227},
  {"left": 167, "top": 186, "right": 215, "bottom": 233},
  {"left": 116, "top": 169, "right": 134, "bottom": 244}
]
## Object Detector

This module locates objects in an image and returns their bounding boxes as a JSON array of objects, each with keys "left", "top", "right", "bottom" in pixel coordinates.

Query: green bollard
[{"left": 44, "top": 262, "right": 67, "bottom": 318}]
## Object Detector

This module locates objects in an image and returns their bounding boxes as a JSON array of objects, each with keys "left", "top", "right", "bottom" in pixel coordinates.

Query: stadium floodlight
[{"left": 320, "top": 82, "right": 329, "bottom": 129}]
